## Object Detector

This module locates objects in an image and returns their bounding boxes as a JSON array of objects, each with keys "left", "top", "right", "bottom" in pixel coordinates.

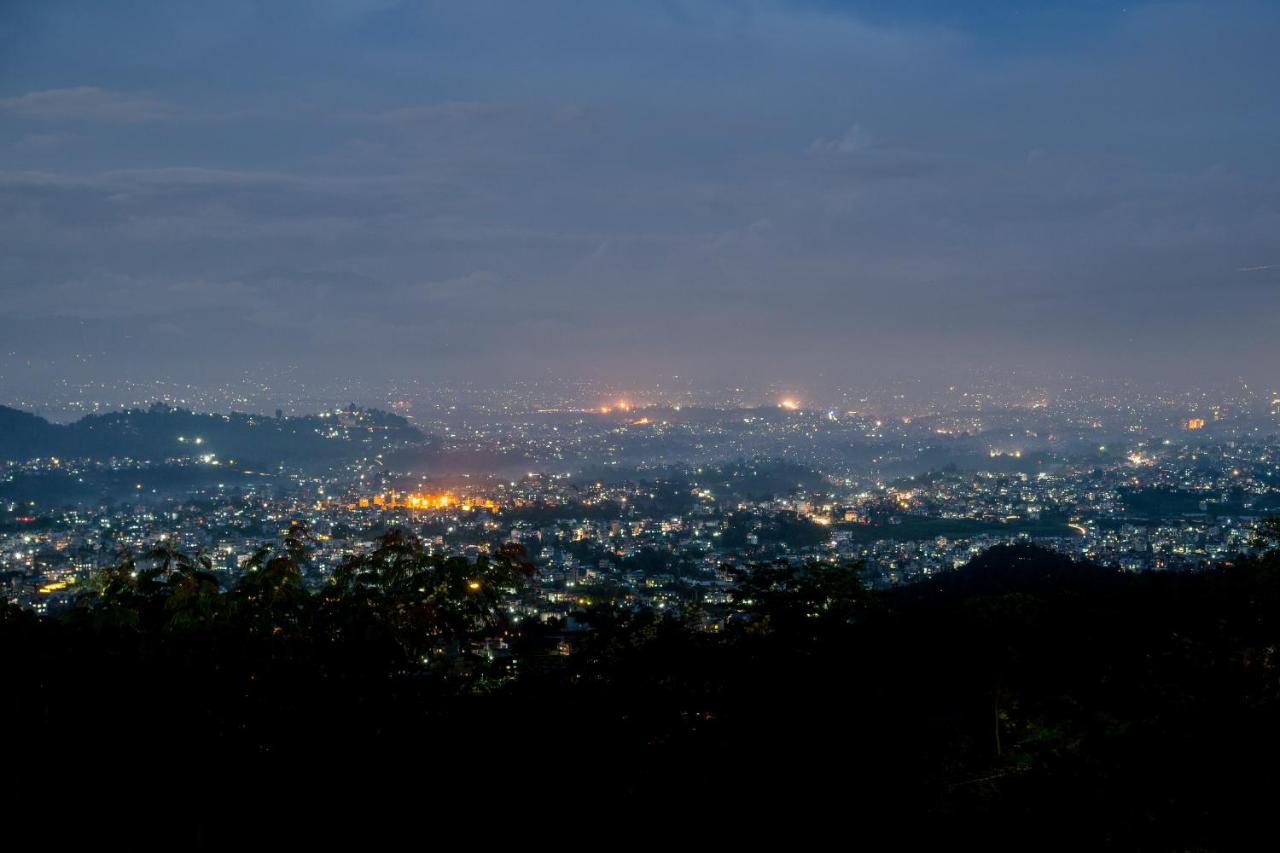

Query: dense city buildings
[{"left": 7, "top": 377, "right": 1279, "bottom": 617}]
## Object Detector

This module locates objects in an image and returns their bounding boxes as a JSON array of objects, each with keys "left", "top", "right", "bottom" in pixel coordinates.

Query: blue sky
[{"left": 1, "top": 1, "right": 1277, "bottom": 390}]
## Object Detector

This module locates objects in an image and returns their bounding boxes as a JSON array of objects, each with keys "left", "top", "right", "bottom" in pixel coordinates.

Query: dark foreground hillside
[{"left": 6, "top": 533, "right": 1280, "bottom": 847}]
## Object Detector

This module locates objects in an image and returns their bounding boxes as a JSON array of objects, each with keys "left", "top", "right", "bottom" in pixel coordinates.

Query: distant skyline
[{"left": 2, "top": 1, "right": 1278, "bottom": 394}]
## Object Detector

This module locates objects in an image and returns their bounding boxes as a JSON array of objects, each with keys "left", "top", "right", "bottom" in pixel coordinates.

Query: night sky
[{"left": 2, "top": 1, "right": 1277, "bottom": 391}]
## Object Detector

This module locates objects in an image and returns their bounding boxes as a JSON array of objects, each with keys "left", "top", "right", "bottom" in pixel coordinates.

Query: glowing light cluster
[{"left": 365, "top": 493, "right": 500, "bottom": 512}]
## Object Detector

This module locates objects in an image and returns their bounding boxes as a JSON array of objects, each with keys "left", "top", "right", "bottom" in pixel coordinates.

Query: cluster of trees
[
  {"left": 57, "top": 525, "right": 533, "bottom": 678},
  {"left": 719, "top": 508, "right": 830, "bottom": 549},
  {"left": 7, "top": 522, "right": 1280, "bottom": 845}
]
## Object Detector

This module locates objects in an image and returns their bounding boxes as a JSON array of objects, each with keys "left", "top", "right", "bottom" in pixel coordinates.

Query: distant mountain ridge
[{"left": 0, "top": 403, "right": 428, "bottom": 467}]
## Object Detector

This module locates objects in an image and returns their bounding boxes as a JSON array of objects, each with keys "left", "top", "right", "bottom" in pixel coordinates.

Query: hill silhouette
[{"left": 0, "top": 403, "right": 427, "bottom": 468}]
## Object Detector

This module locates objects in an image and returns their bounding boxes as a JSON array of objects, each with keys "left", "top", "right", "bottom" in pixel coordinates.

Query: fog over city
[{"left": 2, "top": 0, "right": 1278, "bottom": 397}]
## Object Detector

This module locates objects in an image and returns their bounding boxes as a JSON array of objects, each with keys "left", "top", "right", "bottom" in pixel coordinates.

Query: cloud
[
  {"left": 343, "top": 101, "right": 511, "bottom": 126},
  {"left": 0, "top": 1, "right": 1277, "bottom": 389},
  {"left": 809, "top": 124, "right": 875, "bottom": 155},
  {"left": 10, "top": 132, "right": 79, "bottom": 153},
  {"left": 0, "top": 87, "right": 169, "bottom": 123}
]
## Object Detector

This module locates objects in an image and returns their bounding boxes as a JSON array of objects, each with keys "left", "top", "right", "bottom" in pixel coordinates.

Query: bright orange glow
[
  {"left": 369, "top": 492, "right": 497, "bottom": 512},
  {"left": 779, "top": 398, "right": 800, "bottom": 410},
  {"left": 1186, "top": 418, "right": 1206, "bottom": 430}
]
